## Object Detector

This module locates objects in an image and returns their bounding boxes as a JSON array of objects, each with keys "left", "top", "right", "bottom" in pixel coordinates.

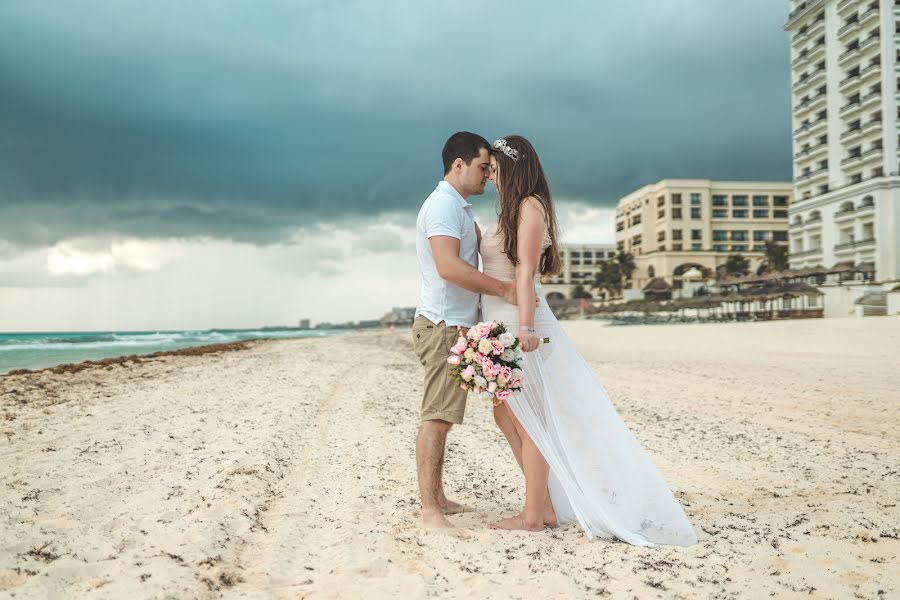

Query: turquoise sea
[{"left": 0, "top": 328, "right": 348, "bottom": 375}]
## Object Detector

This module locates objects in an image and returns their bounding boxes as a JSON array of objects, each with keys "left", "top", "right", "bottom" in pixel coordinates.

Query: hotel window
[
  {"left": 713, "top": 230, "right": 728, "bottom": 241},
  {"left": 712, "top": 195, "right": 727, "bottom": 206},
  {"left": 713, "top": 244, "right": 728, "bottom": 252},
  {"left": 632, "top": 215, "right": 642, "bottom": 225},
  {"left": 773, "top": 209, "right": 788, "bottom": 218},
  {"left": 731, "top": 231, "right": 748, "bottom": 241},
  {"left": 773, "top": 196, "right": 789, "bottom": 207},
  {"left": 672, "top": 194, "right": 682, "bottom": 205},
  {"left": 672, "top": 230, "right": 683, "bottom": 241},
  {"left": 616, "top": 221, "right": 625, "bottom": 231},
  {"left": 672, "top": 244, "right": 683, "bottom": 251},
  {"left": 849, "top": 172, "right": 863, "bottom": 184},
  {"left": 690, "top": 193, "right": 701, "bottom": 205},
  {"left": 691, "top": 243, "right": 702, "bottom": 251},
  {"left": 672, "top": 208, "right": 683, "bottom": 219},
  {"left": 657, "top": 209, "right": 665, "bottom": 219},
  {"left": 753, "top": 210, "right": 769, "bottom": 218},
  {"left": 657, "top": 195, "right": 665, "bottom": 207},
  {"left": 862, "top": 222, "right": 874, "bottom": 240},
  {"left": 752, "top": 245, "right": 767, "bottom": 252},
  {"left": 731, "top": 245, "right": 748, "bottom": 252},
  {"left": 691, "top": 229, "right": 702, "bottom": 240},
  {"left": 753, "top": 230, "right": 769, "bottom": 241},
  {"left": 632, "top": 234, "right": 642, "bottom": 245},
  {"left": 773, "top": 231, "right": 788, "bottom": 241},
  {"left": 691, "top": 207, "right": 702, "bottom": 219},
  {"left": 712, "top": 209, "right": 728, "bottom": 218},
  {"left": 733, "top": 210, "right": 749, "bottom": 218},
  {"left": 732, "top": 195, "right": 748, "bottom": 206},
  {"left": 657, "top": 231, "right": 666, "bottom": 242},
  {"left": 753, "top": 195, "right": 768, "bottom": 206},
  {"left": 571, "top": 252, "right": 581, "bottom": 258}
]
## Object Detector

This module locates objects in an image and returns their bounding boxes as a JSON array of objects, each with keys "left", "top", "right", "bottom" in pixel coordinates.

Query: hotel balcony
[
  {"left": 858, "top": 32, "right": 880, "bottom": 56},
  {"left": 835, "top": 238, "right": 876, "bottom": 254},
  {"left": 858, "top": 6, "right": 879, "bottom": 29},
  {"left": 834, "top": 206, "right": 857, "bottom": 222},
  {"left": 794, "top": 141, "right": 828, "bottom": 160},
  {"left": 791, "top": 247, "right": 824, "bottom": 258},
  {"left": 839, "top": 97, "right": 862, "bottom": 117},
  {"left": 793, "top": 67, "right": 826, "bottom": 92},
  {"left": 860, "top": 145, "right": 883, "bottom": 164},
  {"left": 861, "top": 117, "right": 883, "bottom": 135},
  {"left": 792, "top": 49, "right": 810, "bottom": 69},
  {"left": 840, "top": 124, "right": 863, "bottom": 143},
  {"left": 860, "top": 60, "right": 881, "bottom": 85},
  {"left": 838, "top": 18, "right": 861, "bottom": 41},
  {"left": 839, "top": 70, "right": 862, "bottom": 93},
  {"left": 794, "top": 91, "right": 827, "bottom": 115},
  {"left": 860, "top": 86, "right": 881, "bottom": 110},
  {"left": 803, "top": 215, "right": 824, "bottom": 229},
  {"left": 841, "top": 151, "right": 864, "bottom": 168},
  {"left": 791, "top": 10, "right": 825, "bottom": 45},
  {"left": 794, "top": 116, "right": 828, "bottom": 139},
  {"left": 837, "top": 0, "right": 858, "bottom": 17},
  {"left": 796, "top": 167, "right": 829, "bottom": 185}
]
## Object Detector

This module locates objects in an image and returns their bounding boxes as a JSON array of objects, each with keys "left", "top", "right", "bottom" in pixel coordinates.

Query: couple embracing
[{"left": 412, "top": 132, "right": 697, "bottom": 546}]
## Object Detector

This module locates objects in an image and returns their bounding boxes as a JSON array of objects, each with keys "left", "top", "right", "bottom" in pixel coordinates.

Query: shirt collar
[{"left": 437, "top": 180, "right": 472, "bottom": 208}]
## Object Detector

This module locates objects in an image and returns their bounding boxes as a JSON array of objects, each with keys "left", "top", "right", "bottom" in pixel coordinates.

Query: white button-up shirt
[{"left": 415, "top": 181, "right": 480, "bottom": 327}]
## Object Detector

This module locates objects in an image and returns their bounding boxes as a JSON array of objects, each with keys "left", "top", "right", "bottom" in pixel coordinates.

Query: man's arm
[{"left": 429, "top": 236, "right": 518, "bottom": 305}]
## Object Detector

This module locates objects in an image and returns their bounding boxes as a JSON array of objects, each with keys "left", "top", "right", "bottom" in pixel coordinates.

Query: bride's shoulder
[{"left": 518, "top": 196, "right": 546, "bottom": 220}]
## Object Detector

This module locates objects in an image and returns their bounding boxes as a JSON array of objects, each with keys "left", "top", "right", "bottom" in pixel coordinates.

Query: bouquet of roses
[{"left": 446, "top": 321, "right": 548, "bottom": 405}]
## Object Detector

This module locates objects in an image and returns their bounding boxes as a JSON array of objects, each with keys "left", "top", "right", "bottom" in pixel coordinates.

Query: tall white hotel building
[{"left": 786, "top": 0, "right": 900, "bottom": 283}]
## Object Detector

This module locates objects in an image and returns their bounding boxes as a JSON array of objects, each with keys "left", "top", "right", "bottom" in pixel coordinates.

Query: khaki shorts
[{"left": 411, "top": 315, "right": 469, "bottom": 424}]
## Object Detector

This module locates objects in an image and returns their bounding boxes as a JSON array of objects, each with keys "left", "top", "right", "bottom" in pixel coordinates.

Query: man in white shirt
[{"left": 412, "top": 131, "right": 520, "bottom": 528}]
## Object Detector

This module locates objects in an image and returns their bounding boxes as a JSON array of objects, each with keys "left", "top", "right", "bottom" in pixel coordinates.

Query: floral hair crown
[{"left": 492, "top": 138, "right": 519, "bottom": 161}]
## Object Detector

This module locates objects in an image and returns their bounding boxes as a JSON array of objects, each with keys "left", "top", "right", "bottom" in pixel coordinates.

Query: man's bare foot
[
  {"left": 440, "top": 499, "right": 472, "bottom": 515},
  {"left": 488, "top": 514, "right": 544, "bottom": 532},
  {"left": 422, "top": 510, "right": 454, "bottom": 529}
]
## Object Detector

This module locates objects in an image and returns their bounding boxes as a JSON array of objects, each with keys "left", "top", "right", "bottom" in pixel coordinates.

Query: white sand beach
[{"left": 1, "top": 317, "right": 898, "bottom": 599}]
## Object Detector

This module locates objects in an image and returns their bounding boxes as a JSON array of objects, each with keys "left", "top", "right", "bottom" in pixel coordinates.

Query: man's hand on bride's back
[{"left": 500, "top": 281, "right": 540, "bottom": 307}]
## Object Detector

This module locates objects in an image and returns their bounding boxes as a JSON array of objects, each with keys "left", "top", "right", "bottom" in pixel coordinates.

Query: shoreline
[{"left": 1, "top": 320, "right": 897, "bottom": 598}]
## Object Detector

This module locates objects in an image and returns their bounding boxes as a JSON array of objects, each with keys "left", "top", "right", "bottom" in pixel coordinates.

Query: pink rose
[
  {"left": 462, "top": 365, "right": 475, "bottom": 380},
  {"left": 495, "top": 389, "right": 512, "bottom": 402},
  {"left": 508, "top": 378, "right": 522, "bottom": 389},
  {"left": 488, "top": 381, "right": 497, "bottom": 393},
  {"left": 473, "top": 352, "right": 485, "bottom": 365},
  {"left": 447, "top": 355, "right": 461, "bottom": 365},
  {"left": 498, "top": 366, "right": 512, "bottom": 380},
  {"left": 490, "top": 340, "right": 504, "bottom": 355}
]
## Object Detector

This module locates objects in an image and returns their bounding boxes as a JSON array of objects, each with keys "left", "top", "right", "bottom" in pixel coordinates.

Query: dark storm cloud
[{"left": 0, "top": 0, "right": 791, "bottom": 248}]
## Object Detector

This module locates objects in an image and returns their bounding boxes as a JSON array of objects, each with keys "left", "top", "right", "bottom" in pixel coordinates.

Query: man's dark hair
[{"left": 442, "top": 131, "right": 490, "bottom": 175}]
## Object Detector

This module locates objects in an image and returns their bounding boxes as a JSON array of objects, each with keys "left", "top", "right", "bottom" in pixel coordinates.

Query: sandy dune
[{"left": 1, "top": 318, "right": 898, "bottom": 599}]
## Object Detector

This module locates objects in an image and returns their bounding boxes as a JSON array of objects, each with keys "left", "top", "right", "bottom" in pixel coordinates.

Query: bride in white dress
[{"left": 480, "top": 136, "right": 697, "bottom": 547}]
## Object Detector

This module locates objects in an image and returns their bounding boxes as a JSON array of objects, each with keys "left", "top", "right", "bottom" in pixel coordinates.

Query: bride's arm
[{"left": 514, "top": 197, "right": 545, "bottom": 352}]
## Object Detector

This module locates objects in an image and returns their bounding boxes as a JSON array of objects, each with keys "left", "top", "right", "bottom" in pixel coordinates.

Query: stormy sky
[{"left": 0, "top": 0, "right": 793, "bottom": 330}]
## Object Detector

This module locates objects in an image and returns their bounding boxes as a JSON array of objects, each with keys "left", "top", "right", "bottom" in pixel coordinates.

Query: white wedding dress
[{"left": 479, "top": 222, "right": 697, "bottom": 547}]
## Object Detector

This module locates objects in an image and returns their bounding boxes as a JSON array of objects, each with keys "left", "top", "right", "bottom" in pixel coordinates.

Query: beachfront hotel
[
  {"left": 541, "top": 243, "right": 617, "bottom": 299},
  {"left": 785, "top": 0, "right": 900, "bottom": 284},
  {"left": 614, "top": 179, "right": 794, "bottom": 292}
]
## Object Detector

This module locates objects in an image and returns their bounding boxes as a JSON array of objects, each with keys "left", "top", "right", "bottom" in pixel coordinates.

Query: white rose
[
  {"left": 498, "top": 332, "right": 514, "bottom": 346},
  {"left": 511, "top": 368, "right": 523, "bottom": 379},
  {"left": 478, "top": 339, "right": 492, "bottom": 354},
  {"left": 500, "top": 350, "right": 514, "bottom": 362},
  {"left": 464, "top": 348, "right": 475, "bottom": 361},
  {"left": 473, "top": 376, "right": 487, "bottom": 389}
]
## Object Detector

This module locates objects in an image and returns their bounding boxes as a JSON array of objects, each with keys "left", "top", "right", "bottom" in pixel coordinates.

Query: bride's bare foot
[
  {"left": 544, "top": 507, "right": 558, "bottom": 527},
  {"left": 488, "top": 514, "right": 545, "bottom": 532}
]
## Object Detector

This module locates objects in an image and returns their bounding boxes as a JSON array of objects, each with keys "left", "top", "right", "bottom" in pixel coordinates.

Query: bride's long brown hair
[{"left": 492, "top": 135, "right": 562, "bottom": 276}]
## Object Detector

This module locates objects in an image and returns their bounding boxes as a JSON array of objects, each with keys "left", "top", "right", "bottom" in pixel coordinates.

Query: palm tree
[
  {"left": 614, "top": 251, "right": 636, "bottom": 285},
  {"left": 723, "top": 253, "right": 750, "bottom": 277},
  {"left": 593, "top": 261, "right": 622, "bottom": 296},
  {"left": 571, "top": 284, "right": 593, "bottom": 299},
  {"left": 759, "top": 240, "right": 790, "bottom": 273}
]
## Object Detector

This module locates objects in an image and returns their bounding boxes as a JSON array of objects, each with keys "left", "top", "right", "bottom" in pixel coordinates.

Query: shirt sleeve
[{"left": 423, "top": 198, "right": 464, "bottom": 240}]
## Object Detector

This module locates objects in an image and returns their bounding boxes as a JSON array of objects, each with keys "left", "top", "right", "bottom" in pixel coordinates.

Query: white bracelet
[{"left": 520, "top": 326, "right": 535, "bottom": 333}]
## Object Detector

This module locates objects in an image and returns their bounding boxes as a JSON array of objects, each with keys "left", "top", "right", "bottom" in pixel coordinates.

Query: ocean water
[{"left": 0, "top": 328, "right": 348, "bottom": 375}]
